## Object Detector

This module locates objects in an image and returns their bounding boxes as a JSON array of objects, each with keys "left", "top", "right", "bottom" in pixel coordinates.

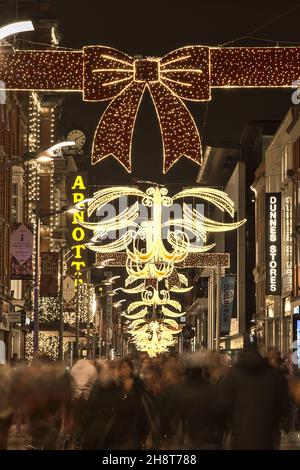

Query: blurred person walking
[
  {"left": 82, "top": 361, "right": 122, "bottom": 449},
  {"left": 221, "top": 346, "right": 290, "bottom": 450},
  {"left": 11, "top": 358, "right": 30, "bottom": 438},
  {"left": 69, "top": 359, "right": 98, "bottom": 448},
  {"left": 0, "top": 364, "right": 14, "bottom": 449},
  {"left": 141, "top": 362, "right": 164, "bottom": 448},
  {"left": 22, "top": 355, "right": 72, "bottom": 450},
  {"left": 97, "top": 358, "right": 159, "bottom": 450},
  {"left": 165, "top": 351, "right": 226, "bottom": 450}
]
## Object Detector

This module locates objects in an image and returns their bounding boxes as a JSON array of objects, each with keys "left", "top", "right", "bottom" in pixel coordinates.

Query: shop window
[
  {"left": 267, "top": 304, "right": 274, "bottom": 318},
  {"left": 274, "top": 320, "right": 280, "bottom": 350},
  {"left": 283, "top": 297, "right": 291, "bottom": 317},
  {"left": 266, "top": 321, "right": 274, "bottom": 349},
  {"left": 283, "top": 318, "right": 292, "bottom": 357},
  {"left": 282, "top": 145, "right": 288, "bottom": 182},
  {"left": 293, "top": 137, "right": 300, "bottom": 172}
]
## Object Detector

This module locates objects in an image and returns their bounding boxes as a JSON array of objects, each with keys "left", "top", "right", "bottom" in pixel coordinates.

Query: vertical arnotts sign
[
  {"left": 265, "top": 193, "right": 281, "bottom": 295},
  {"left": 69, "top": 173, "right": 88, "bottom": 289}
]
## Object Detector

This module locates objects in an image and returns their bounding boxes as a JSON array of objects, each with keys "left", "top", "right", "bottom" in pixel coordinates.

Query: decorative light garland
[
  {"left": 25, "top": 286, "right": 95, "bottom": 359},
  {"left": 1, "top": 45, "right": 300, "bottom": 173},
  {"left": 26, "top": 331, "right": 69, "bottom": 361}
]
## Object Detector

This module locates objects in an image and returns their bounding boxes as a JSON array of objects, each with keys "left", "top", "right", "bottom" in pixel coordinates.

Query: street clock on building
[{"left": 67, "top": 129, "right": 86, "bottom": 149}]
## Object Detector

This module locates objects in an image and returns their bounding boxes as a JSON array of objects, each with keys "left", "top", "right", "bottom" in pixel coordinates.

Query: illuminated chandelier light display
[{"left": 81, "top": 185, "right": 246, "bottom": 355}]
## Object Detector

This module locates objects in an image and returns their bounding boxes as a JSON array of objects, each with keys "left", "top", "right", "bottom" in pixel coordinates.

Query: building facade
[
  {"left": 252, "top": 105, "right": 300, "bottom": 359},
  {"left": 0, "top": 1, "right": 94, "bottom": 362},
  {"left": 192, "top": 122, "right": 279, "bottom": 352},
  {"left": 0, "top": 90, "right": 28, "bottom": 361}
]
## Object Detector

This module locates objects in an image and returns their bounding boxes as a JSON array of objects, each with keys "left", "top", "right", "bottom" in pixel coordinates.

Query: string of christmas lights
[
  {"left": 2, "top": 45, "right": 300, "bottom": 173},
  {"left": 26, "top": 331, "right": 69, "bottom": 361}
]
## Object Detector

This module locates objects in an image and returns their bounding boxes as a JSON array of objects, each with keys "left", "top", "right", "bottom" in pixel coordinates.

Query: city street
[
  {"left": 1, "top": 0, "right": 300, "bottom": 455},
  {"left": 6, "top": 426, "right": 300, "bottom": 451}
]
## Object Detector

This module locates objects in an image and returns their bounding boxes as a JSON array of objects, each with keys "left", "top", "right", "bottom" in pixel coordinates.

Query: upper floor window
[{"left": 282, "top": 145, "right": 288, "bottom": 183}]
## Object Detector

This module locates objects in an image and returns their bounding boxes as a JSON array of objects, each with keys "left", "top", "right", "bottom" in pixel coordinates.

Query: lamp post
[
  {"left": 58, "top": 245, "right": 65, "bottom": 361},
  {"left": 88, "top": 288, "right": 96, "bottom": 359},
  {"left": 215, "top": 262, "right": 221, "bottom": 351},
  {"left": 74, "top": 283, "right": 80, "bottom": 360},
  {"left": 0, "top": 141, "right": 75, "bottom": 170},
  {"left": 25, "top": 142, "right": 75, "bottom": 354},
  {"left": 99, "top": 305, "right": 103, "bottom": 358},
  {"left": 91, "top": 276, "right": 120, "bottom": 359},
  {"left": 33, "top": 214, "right": 40, "bottom": 352},
  {"left": 32, "top": 200, "right": 81, "bottom": 354},
  {"left": 0, "top": 21, "right": 34, "bottom": 41},
  {"left": 73, "top": 264, "right": 110, "bottom": 360}
]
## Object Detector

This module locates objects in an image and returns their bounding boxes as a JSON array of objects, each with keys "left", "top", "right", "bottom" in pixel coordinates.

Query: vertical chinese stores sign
[
  {"left": 265, "top": 193, "right": 282, "bottom": 295},
  {"left": 69, "top": 174, "right": 88, "bottom": 288}
]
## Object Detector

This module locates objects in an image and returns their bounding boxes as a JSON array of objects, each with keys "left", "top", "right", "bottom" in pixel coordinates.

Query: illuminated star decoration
[{"left": 81, "top": 186, "right": 246, "bottom": 355}]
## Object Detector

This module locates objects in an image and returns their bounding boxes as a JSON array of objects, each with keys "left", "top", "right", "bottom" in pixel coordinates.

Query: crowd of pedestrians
[{"left": 0, "top": 346, "right": 300, "bottom": 450}]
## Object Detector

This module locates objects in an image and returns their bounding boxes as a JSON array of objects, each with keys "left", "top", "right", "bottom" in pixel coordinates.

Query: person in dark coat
[
  {"left": 23, "top": 356, "right": 72, "bottom": 450},
  {"left": 141, "top": 363, "right": 164, "bottom": 448},
  {"left": 82, "top": 361, "right": 123, "bottom": 450},
  {"left": 102, "top": 358, "right": 157, "bottom": 450},
  {"left": 0, "top": 365, "right": 14, "bottom": 450},
  {"left": 84, "top": 358, "right": 158, "bottom": 450},
  {"left": 165, "top": 352, "right": 226, "bottom": 450},
  {"left": 220, "top": 346, "right": 290, "bottom": 450}
]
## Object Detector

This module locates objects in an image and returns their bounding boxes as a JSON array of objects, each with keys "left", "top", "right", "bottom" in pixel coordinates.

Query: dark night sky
[{"left": 51, "top": 0, "right": 300, "bottom": 185}]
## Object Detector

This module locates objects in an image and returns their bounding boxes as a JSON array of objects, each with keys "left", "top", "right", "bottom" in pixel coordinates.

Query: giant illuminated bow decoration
[
  {"left": 83, "top": 46, "right": 210, "bottom": 173},
  {"left": 2, "top": 40, "right": 300, "bottom": 173}
]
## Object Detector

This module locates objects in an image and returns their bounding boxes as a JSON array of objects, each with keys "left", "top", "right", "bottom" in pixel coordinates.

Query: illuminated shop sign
[
  {"left": 284, "top": 196, "right": 293, "bottom": 293},
  {"left": 220, "top": 276, "right": 235, "bottom": 335},
  {"left": 71, "top": 175, "right": 87, "bottom": 288},
  {"left": 297, "top": 320, "right": 300, "bottom": 368},
  {"left": 265, "top": 193, "right": 281, "bottom": 295}
]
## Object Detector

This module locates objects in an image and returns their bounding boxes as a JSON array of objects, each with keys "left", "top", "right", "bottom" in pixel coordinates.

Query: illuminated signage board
[
  {"left": 284, "top": 196, "right": 293, "bottom": 293},
  {"left": 265, "top": 193, "right": 281, "bottom": 295},
  {"left": 297, "top": 319, "right": 300, "bottom": 368},
  {"left": 220, "top": 276, "right": 235, "bottom": 335},
  {"left": 70, "top": 174, "right": 87, "bottom": 288}
]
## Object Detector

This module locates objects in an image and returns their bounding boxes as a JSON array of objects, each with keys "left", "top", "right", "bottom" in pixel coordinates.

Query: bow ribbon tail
[
  {"left": 92, "top": 81, "right": 146, "bottom": 172},
  {"left": 149, "top": 82, "right": 202, "bottom": 173}
]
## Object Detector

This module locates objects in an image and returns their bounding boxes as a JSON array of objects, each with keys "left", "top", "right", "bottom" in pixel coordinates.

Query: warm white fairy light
[
  {"left": 50, "top": 107, "right": 55, "bottom": 145},
  {"left": 38, "top": 296, "right": 87, "bottom": 327},
  {"left": 28, "top": 92, "right": 41, "bottom": 153},
  {"left": 26, "top": 92, "right": 42, "bottom": 282},
  {"left": 49, "top": 161, "right": 57, "bottom": 250},
  {"left": 26, "top": 332, "right": 69, "bottom": 361},
  {"left": 2, "top": 43, "right": 300, "bottom": 175},
  {"left": 130, "top": 320, "right": 181, "bottom": 356},
  {"left": 39, "top": 297, "right": 60, "bottom": 322}
]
